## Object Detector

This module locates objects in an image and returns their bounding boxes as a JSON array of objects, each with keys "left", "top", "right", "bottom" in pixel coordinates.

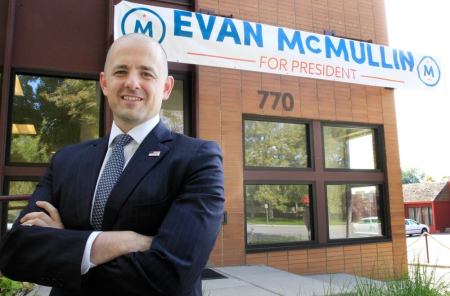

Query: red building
[{"left": 403, "top": 182, "right": 450, "bottom": 233}]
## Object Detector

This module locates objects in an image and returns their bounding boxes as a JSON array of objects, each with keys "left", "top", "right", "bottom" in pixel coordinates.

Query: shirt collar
[{"left": 109, "top": 115, "right": 160, "bottom": 147}]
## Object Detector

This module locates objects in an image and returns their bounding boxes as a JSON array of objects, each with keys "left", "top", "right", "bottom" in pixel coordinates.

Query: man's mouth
[{"left": 122, "top": 95, "right": 143, "bottom": 101}]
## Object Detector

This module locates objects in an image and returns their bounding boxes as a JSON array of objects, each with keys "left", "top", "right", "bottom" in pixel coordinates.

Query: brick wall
[{"left": 196, "top": 0, "right": 406, "bottom": 279}]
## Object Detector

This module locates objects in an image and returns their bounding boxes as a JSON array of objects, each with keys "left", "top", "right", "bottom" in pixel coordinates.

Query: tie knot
[{"left": 114, "top": 134, "right": 133, "bottom": 148}]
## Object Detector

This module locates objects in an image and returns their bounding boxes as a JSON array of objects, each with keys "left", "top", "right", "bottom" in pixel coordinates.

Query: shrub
[{"left": 0, "top": 276, "right": 35, "bottom": 296}]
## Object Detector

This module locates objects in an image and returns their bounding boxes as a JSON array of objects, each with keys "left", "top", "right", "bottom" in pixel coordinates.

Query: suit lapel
[
  {"left": 102, "top": 122, "right": 173, "bottom": 230},
  {"left": 76, "top": 136, "right": 109, "bottom": 228}
]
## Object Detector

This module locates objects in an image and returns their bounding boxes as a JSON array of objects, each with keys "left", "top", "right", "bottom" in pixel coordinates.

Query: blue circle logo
[
  {"left": 417, "top": 56, "right": 441, "bottom": 87},
  {"left": 120, "top": 7, "right": 166, "bottom": 44}
]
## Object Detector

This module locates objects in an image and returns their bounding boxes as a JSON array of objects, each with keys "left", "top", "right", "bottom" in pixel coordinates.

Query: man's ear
[
  {"left": 162, "top": 75, "right": 175, "bottom": 101},
  {"left": 99, "top": 72, "right": 108, "bottom": 96}
]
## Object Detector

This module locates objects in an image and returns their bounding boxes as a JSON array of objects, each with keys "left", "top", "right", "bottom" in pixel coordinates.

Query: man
[{"left": 0, "top": 34, "right": 224, "bottom": 296}]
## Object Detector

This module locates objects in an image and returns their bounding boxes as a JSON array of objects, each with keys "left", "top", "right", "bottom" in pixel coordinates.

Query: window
[
  {"left": 244, "top": 117, "right": 314, "bottom": 250},
  {"left": 408, "top": 207, "right": 432, "bottom": 226},
  {"left": 244, "top": 117, "right": 387, "bottom": 251},
  {"left": 161, "top": 73, "right": 192, "bottom": 135},
  {"left": 323, "top": 126, "right": 378, "bottom": 169},
  {"left": 161, "top": 78, "right": 185, "bottom": 133},
  {"left": 246, "top": 184, "right": 313, "bottom": 246},
  {"left": 327, "top": 184, "right": 382, "bottom": 239},
  {"left": 6, "top": 180, "right": 38, "bottom": 230},
  {"left": 323, "top": 123, "right": 386, "bottom": 241},
  {"left": 244, "top": 120, "right": 310, "bottom": 168},
  {"left": 8, "top": 74, "right": 101, "bottom": 164},
  {"left": 1, "top": 71, "right": 193, "bottom": 235}
]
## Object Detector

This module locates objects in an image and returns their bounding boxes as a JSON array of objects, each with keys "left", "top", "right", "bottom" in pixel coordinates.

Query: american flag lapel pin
[{"left": 148, "top": 151, "right": 161, "bottom": 157}]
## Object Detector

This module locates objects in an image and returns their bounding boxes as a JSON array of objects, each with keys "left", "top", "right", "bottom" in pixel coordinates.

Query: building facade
[
  {"left": 404, "top": 182, "right": 450, "bottom": 233},
  {"left": 0, "top": 0, "right": 407, "bottom": 279}
]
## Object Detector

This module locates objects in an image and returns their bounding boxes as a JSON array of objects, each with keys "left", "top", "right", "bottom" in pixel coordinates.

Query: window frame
[
  {"left": 3, "top": 176, "right": 40, "bottom": 195},
  {"left": 242, "top": 114, "right": 314, "bottom": 171},
  {"left": 1, "top": 176, "right": 40, "bottom": 234},
  {"left": 321, "top": 122, "right": 384, "bottom": 172},
  {"left": 170, "top": 71, "right": 194, "bottom": 137},
  {"left": 324, "top": 182, "right": 389, "bottom": 243},
  {"left": 244, "top": 180, "right": 317, "bottom": 252},
  {"left": 243, "top": 116, "right": 391, "bottom": 253},
  {"left": 5, "top": 68, "right": 193, "bottom": 163},
  {"left": 6, "top": 69, "right": 104, "bottom": 166},
  {"left": 243, "top": 115, "right": 317, "bottom": 252}
]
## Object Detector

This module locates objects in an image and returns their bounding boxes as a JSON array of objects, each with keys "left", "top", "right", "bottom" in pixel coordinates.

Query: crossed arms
[
  {"left": 0, "top": 140, "right": 224, "bottom": 295},
  {"left": 20, "top": 201, "right": 152, "bottom": 266}
]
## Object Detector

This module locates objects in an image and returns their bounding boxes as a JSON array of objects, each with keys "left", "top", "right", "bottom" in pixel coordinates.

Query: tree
[
  {"left": 244, "top": 120, "right": 308, "bottom": 167},
  {"left": 10, "top": 75, "right": 100, "bottom": 163},
  {"left": 246, "top": 184, "right": 309, "bottom": 220},
  {"left": 424, "top": 175, "right": 435, "bottom": 182},
  {"left": 401, "top": 168, "right": 425, "bottom": 184}
]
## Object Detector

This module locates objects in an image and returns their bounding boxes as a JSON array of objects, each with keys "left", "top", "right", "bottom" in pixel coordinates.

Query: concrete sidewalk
[
  {"left": 407, "top": 233, "right": 450, "bottom": 266},
  {"left": 33, "top": 265, "right": 379, "bottom": 296},
  {"left": 202, "top": 265, "right": 382, "bottom": 296},
  {"left": 406, "top": 233, "right": 450, "bottom": 292},
  {"left": 29, "top": 234, "right": 450, "bottom": 295}
]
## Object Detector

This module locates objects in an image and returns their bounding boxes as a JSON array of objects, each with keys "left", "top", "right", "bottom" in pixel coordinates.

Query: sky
[{"left": 385, "top": 0, "right": 450, "bottom": 181}]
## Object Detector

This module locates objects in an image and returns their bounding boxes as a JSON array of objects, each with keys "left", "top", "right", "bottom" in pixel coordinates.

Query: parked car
[
  {"left": 352, "top": 216, "right": 382, "bottom": 236},
  {"left": 405, "top": 218, "right": 429, "bottom": 236}
]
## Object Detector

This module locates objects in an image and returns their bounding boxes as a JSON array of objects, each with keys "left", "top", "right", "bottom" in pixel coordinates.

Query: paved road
[{"left": 247, "top": 223, "right": 380, "bottom": 243}]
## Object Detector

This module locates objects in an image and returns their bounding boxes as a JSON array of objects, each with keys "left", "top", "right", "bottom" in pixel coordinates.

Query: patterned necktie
[{"left": 91, "top": 134, "right": 133, "bottom": 230}]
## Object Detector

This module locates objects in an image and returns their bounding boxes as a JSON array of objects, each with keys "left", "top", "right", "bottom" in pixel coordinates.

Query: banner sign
[{"left": 115, "top": 1, "right": 443, "bottom": 90}]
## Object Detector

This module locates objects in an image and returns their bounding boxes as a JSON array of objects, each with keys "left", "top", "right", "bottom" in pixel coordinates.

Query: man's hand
[
  {"left": 20, "top": 201, "right": 64, "bottom": 229},
  {"left": 91, "top": 231, "right": 153, "bottom": 265}
]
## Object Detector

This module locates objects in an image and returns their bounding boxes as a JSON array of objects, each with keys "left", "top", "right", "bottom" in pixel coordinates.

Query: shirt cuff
[{"left": 81, "top": 231, "right": 101, "bottom": 275}]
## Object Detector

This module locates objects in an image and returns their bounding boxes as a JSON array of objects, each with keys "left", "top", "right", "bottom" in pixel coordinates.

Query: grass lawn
[
  {"left": 247, "top": 217, "right": 305, "bottom": 225},
  {"left": 247, "top": 217, "right": 347, "bottom": 226}
]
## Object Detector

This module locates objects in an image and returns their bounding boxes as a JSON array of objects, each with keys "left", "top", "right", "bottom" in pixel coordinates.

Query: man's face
[{"left": 100, "top": 36, "right": 174, "bottom": 132}]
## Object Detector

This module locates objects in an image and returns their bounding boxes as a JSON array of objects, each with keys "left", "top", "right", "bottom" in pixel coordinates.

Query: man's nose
[{"left": 125, "top": 73, "right": 141, "bottom": 89}]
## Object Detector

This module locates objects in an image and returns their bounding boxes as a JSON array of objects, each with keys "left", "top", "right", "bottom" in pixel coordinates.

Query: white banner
[{"left": 115, "top": 1, "right": 443, "bottom": 90}]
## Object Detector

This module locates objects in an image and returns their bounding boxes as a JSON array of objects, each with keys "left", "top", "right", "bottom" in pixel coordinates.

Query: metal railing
[
  {"left": 0, "top": 195, "right": 30, "bottom": 237},
  {"left": 407, "top": 232, "right": 450, "bottom": 268}
]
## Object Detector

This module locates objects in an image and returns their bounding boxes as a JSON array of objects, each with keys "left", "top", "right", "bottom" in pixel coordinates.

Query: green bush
[
  {"left": 322, "top": 263, "right": 450, "bottom": 296},
  {"left": 0, "top": 276, "right": 35, "bottom": 296}
]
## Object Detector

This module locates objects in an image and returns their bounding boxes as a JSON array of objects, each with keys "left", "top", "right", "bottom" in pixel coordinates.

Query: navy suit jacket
[{"left": 0, "top": 122, "right": 224, "bottom": 296}]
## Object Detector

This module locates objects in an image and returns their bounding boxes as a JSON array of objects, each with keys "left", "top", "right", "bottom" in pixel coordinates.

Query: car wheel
[{"left": 421, "top": 228, "right": 428, "bottom": 234}]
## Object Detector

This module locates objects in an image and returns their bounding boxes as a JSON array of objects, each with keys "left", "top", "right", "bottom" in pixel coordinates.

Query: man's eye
[
  {"left": 143, "top": 72, "right": 154, "bottom": 78},
  {"left": 114, "top": 70, "right": 127, "bottom": 75}
]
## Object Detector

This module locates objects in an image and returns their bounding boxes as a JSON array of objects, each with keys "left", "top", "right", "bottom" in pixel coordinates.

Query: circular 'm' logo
[
  {"left": 417, "top": 56, "right": 441, "bottom": 87},
  {"left": 121, "top": 7, "right": 166, "bottom": 43}
]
